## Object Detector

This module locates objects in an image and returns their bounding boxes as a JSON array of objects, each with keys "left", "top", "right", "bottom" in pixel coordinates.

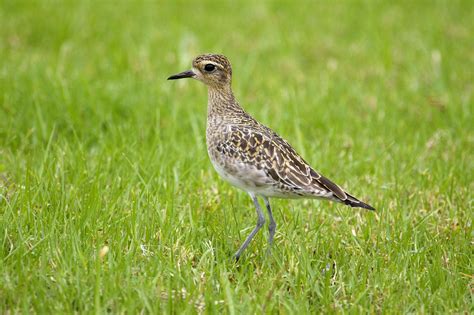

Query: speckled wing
[{"left": 221, "top": 125, "right": 348, "bottom": 200}]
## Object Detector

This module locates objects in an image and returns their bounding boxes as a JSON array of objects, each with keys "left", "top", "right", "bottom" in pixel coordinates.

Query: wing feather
[{"left": 223, "top": 125, "right": 347, "bottom": 200}]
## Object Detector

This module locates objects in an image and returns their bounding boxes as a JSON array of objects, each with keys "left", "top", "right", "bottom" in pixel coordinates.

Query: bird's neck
[{"left": 207, "top": 85, "right": 245, "bottom": 119}]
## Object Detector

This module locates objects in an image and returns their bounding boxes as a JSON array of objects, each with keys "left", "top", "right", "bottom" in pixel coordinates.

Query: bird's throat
[{"left": 207, "top": 86, "right": 243, "bottom": 118}]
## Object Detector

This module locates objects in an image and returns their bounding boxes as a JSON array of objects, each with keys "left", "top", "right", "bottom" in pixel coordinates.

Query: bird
[{"left": 168, "top": 54, "right": 375, "bottom": 261}]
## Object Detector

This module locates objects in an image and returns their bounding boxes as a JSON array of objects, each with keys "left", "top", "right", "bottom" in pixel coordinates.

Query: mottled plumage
[{"left": 168, "top": 54, "right": 374, "bottom": 260}]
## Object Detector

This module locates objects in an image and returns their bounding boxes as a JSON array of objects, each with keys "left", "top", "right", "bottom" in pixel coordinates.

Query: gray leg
[
  {"left": 263, "top": 197, "right": 276, "bottom": 247},
  {"left": 234, "top": 193, "right": 265, "bottom": 261}
]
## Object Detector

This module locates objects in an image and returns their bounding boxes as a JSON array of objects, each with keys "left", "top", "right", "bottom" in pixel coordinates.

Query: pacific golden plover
[{"left": 168, "top": 54, "right": 374, "bottom": 260}]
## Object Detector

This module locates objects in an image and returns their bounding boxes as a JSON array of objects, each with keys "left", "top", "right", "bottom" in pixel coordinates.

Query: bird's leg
[
  {"left": 234, "top": 193, "right": 265, "bottom": 261},
  {"left": 263, "top": 197, "right": 276, "bottom": 250}
]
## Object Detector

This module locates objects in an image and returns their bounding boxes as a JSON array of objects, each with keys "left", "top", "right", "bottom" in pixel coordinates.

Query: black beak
[{"left": 167, "top": 70, "right": 195, "bottom": 80}]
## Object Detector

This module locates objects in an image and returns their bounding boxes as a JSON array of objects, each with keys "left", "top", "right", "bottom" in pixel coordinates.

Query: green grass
[{"left": 1, "top": 0, "right": 472, "bottom": 313}]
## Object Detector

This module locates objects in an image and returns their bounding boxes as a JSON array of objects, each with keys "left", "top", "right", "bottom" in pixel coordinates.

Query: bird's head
[{"left": 168, "top": 54, "right": 232, "bottom": 88}]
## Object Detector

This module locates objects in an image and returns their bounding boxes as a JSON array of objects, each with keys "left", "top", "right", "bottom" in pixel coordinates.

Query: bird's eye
[{"left": 204, "top": 64, "right": 216, "bottom": 72}]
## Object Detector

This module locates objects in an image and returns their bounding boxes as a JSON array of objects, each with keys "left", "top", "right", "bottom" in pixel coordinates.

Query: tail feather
[{"left": 343, "top": 193, "right": 375, "bottom": 210}]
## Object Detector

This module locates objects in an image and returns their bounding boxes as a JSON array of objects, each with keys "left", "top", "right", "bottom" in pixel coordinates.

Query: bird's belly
[
  {"left": 208, "top": 155, "right": 308, "bottom": 198},
  {"left": 209, "top": 156, "right": 272, "bottom": 194}
]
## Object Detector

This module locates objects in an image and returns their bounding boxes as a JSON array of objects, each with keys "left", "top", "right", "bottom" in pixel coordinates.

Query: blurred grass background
[{"left": 0, "top": 0, "right": 472, "bottom": 313}]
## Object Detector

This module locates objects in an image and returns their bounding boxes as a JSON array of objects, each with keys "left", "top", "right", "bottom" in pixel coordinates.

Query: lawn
[{"left": 0, "top": 1, "right": 472, "bottom": 313}]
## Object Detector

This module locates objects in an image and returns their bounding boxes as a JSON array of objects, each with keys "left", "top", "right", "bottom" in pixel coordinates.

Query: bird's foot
[{"left": 321, "top": 261, "right": 337, "bottom": 277}]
